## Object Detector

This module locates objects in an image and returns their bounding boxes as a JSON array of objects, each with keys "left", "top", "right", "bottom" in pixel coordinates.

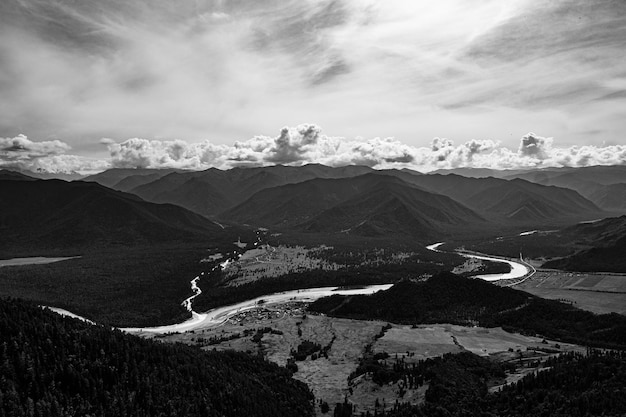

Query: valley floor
[
  {"left": 513, "top": 269, "right": 626, "bottom": 315},
  {"left": 153, "top": 303, "right": 583, "bottom": 416}
]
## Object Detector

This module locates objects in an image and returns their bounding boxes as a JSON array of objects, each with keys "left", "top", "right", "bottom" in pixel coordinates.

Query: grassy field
[
  {"left": 514, "top": 270, "right": 626, "bottom": 315},
  {"left": 221, "top": 245, "right": 342, "bottom": 286},
  {"left": 154, "top": 304, "right": 584, "bottom": 416},
  {"left": 371, "top": 324, "right": 579, "bottom": 360}
]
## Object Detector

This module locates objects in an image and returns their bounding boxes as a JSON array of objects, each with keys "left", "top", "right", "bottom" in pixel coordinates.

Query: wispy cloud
[{"left": 1, "top": 0, "right": 625, "bottom": 152}]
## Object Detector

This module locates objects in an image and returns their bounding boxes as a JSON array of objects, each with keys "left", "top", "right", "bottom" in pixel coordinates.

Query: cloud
[
  {"left": 0, "top": 134, "right": 106, "bottom": 173},
  {"left": 101, "top": 125, "right": 626, "bottom": 172},
  {"left": 3, "top": 127, "right": 626, "bottom": 175},
  {"left": 0, "top": 134, "right": 70, "bottom": 157},
  {"left": 265, "top": 125, "right": 322, "bottom": 164},
  {"left": 518, "top": 133, "right": 552, "bottom": 159},
  {"left": 0, "top": 0, "right": 624, "bottom": 151}
]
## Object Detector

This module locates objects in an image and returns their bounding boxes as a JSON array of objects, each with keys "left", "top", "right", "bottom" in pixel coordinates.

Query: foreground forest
[{"left": 0, "top": 298, "right": 314, "bottom": 417}]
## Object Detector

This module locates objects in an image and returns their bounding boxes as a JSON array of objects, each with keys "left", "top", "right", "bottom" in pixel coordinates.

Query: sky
[{"left": 0, "top": 0, "right": 625, "bottom": 173}]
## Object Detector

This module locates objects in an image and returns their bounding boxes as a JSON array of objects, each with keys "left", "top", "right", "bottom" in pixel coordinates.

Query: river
[
  {"left": 0, "top": 256, "right": 80, "bottom": 267},
  {"left": 426, "top": 241, "right": 532, "bottom": 282},
  {"left": 121, "top": 284, "right": 393, "bottom": 334},
  {"left": 50, "top": 242, "right": 532, "bottom": 334}
]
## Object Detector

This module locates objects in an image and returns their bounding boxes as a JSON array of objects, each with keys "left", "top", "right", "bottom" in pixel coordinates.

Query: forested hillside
[
  {"left": 309, "top": 273, "right": 626, "bottom": 348},
  {"left": 351, "top": 350, "right": 626, "bottom": 417},
  {"left": 0, "top": 298, "right": 314, "bottom": 417},
  {"left": 0, "top": 179, "right": 228, "bottom": 256}
]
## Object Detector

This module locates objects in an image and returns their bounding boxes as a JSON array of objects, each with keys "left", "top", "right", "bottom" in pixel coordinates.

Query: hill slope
[
  {"left": 541, "top": 216, "right": 626, "bottom": 272},
  {"left": 504, "top": 166, "right": 626, "bottom": 212},
  {"left": 0, "top": 169, "right": 37, "bottom": 181},
  {"left": 0, "top": 297, "right": 314, "bottom": 417},
  {"left": 588, "top": 183, "right": 626, "bottom": 211},
  {"left": 0, "top": 179, "right": 224, "bottom": 253},
  {"left": 129, "top": 164, "right": 374, "bottom": 217},
  {"left": 386, "top": 173, "right": 602, "bottom": 224},
  {"left": 220, "top": 174, "right": 484, "bottom": 240},
  {"left": 82, "top": 168, "right": 181, "bottom": 188}
]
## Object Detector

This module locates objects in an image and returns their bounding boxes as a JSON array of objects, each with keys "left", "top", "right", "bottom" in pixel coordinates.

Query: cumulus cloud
[
  {"left": 265, "top": 125, "right": 322, "bottom": 164},
  {"left": 0, "top": 135, "right": 107, "bottom": 173},
  {"left": 0, "top": 135, "right": 70, "bottom": 158},
  {"left": 518, "top": 133, "right": 553, "bottom": 159},
  {"left": 100, "top": 125, "right": 626, "bottom": 173},
  {"left": 3, "top": 127, "right": 626, "bottom": 175}
]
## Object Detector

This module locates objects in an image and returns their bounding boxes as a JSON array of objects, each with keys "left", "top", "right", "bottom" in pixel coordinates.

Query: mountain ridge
[{"left": 0, "top": 179, "right": 225, "bottom": 254}]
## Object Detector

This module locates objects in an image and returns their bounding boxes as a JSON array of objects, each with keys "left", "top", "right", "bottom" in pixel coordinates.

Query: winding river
[
  {"left": 49, "top": 242, "right": 532, "bottom": 334},
  {"left": 122, "top": 284, "right": 393, "bottom": 334},
  {"left": 426, "top": 242, "right": 532, "bottom": 282}
]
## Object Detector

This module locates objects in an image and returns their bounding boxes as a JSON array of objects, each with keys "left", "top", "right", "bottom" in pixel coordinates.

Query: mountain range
[
  {"left": 88, "top": 165, "right": 605, "bottom": 230},
  {"left": 120, "top": 164, "right": 374, "bottom": 217},
  {"left": 82, "top": 168, "right": 184, "bottom": 189},
  {"left": 220, "top": 173, "right": 484, "bottom": 239},
  {"left": 0, "top": 167, "right": 84, "bottom": 181},
  {"left": 431, "top": 165, "right": 626, "bottom": 212},
  {"left": 1, "top": 163, "right": 619, "bottom": 253}
]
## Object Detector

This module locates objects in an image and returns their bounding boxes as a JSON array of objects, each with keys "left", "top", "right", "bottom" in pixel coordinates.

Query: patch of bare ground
[
  {"left": 291, "top": 317, "right": 387, "bottom": 408},
  {"left": 513, "top": 270, "right": 626, "bottom": 314},
  {"left": 149, "top": 306, "right": 585, "bottom": 416},
  {"left": 156, "top": 306, "right": 386, "bottom": 410}
]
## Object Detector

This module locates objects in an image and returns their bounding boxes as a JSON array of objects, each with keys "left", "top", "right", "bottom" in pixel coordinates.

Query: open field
[
  {"left": 154, "top": 304, "right": 583, "bottom": 416},
  {"left": 220, "top": 244, "right": 428, "bottom": 287},
  {"left": 514, "top": 270, "right": 626, "bottom": 314},
  {"left": 222, "top": 245, "right": 342, "bottom": 286}
]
